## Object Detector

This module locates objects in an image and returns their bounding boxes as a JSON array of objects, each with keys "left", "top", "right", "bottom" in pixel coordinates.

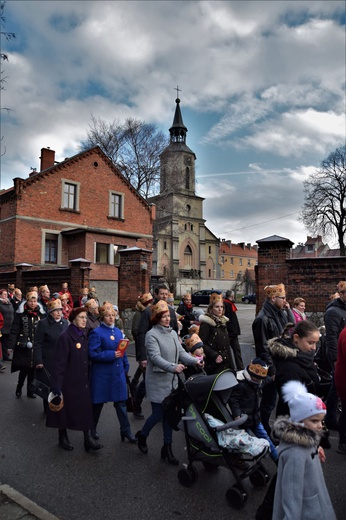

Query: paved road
[{"left": 0, "top": 304, "right": 344, "bottom": 519}]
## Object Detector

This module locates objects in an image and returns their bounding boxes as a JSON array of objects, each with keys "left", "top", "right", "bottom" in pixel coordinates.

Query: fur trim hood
[
  {"left": 273, "top": 416, "right": 321, "bottom": 448},
  {"left": 268, "top": 336, "right": 298, "bottom": 359},
  {"left": 199, "top": 313, "right": 229, "bottom": 327}
]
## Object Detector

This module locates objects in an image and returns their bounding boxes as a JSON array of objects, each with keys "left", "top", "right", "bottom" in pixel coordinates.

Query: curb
[{"left": 0, "top": 484, "right": 60, "bottom": 520}]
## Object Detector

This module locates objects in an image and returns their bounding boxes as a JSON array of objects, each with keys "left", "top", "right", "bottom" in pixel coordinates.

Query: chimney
[{"left": 40, "top": 147, "right": 55, "bottom": 172}]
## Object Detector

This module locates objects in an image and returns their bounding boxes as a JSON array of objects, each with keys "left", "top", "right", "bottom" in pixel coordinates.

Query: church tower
[{"left": 149, "top": 96, "right": 219, "bottom": 292}]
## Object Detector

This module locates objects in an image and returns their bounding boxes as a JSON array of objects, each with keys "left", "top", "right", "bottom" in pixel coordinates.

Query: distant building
[
  {"left": 291, "top": 235, "right": 340, "bottom": 258},
  {"left": 219, "top": 239, "right": 258, "bottom": 291}
]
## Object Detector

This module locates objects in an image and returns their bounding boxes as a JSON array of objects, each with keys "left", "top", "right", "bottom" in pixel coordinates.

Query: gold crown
[
  {"left": 47, "top": 299, "right": 63, "bottom": 313},
  {"left": 247, "top": 362, "right": 268, "bottom": 379},
  {"left": 264, "top": 283, "right": 285, "bottom": 298},
  {"left": 139, "top": 292, "right": 154, "bottom": 306},
  {"left": 26, "top": 291, "right": 38, "bottom": 301},
  {"left": 151, "top": 300, "right": 169, "bottom": 317},
  {"left": 337, "top": 281, "right": 346, "bottom": 292},
  {"left": 209, "top": 292, "right": 223, "bottom": 305},
  {"left": 184, "top": 333, "right": 203, "bottom": 352}
]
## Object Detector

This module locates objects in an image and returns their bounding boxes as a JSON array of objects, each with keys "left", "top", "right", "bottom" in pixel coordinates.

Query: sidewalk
[{"left": 0, "top": 484, "right": 60, "bottom": 520}]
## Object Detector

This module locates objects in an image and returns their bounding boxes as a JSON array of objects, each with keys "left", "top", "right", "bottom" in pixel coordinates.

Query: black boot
[
  {"left": 58, "top": 429, "right": 74, "bottom": 451},
  {"left": 161, "top": 443, "right": 179, "bottom": 465},
  {"left": 120, "top": 430, "right": 137, "bottom": 443},
  {"left": 16, "top": 384, "right": 22, "bottom": 398},
  {"left": 133, "top": 400, "right": 144, "bottom": 419},
  {"left": 83, "top": 431, "right": 103, "bottom": 452},
  {"left": 135, "top": 430, "right": 148, "bottom": 454}
]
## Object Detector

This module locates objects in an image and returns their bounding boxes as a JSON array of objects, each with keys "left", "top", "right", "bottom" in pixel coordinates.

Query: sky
[{"left": 1, "top": 0, "right": 345, "bottom": 248}]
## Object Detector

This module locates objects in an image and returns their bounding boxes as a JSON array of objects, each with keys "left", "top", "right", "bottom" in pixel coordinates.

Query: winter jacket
[
  {"left": 199, "top": 313, "right": 235, "bottom": 374},
  {"left": 88, "top": 322, "right": 129, "bottom": 404},
  {"left": 0, "top": 298, "right": 14, "bottom": 334},
  {"left": 335, "top": 326, "right": 346, "bottom": 401},
  {"left": 9, "top": 304, "right": 45, "bottom": 372},
  {"left": 268, "top": 336, "right": 320, "bottom": 416},
  {"left": 46, "top": 324, "right": 93, "bottom": 431},
  {"left": 228, "top": 370, "right": 265, "bottom": 428},
  {"left": 144, "top": 324, "right": 199, "bottom": 403},
  {"left": 33, "top": 315, "right": 69, "bottom": 384},
  {"left": 176, "top": 301, "right": 196, "bottom": 337},
  {"left": 223, "top": 298, "right": 241, "bottom": 337},
  {"left": 252, "top": 300, "right": 290, "bottom": 358},
  {"left": 272, "top": 417, "right": 336, "bottom": 520},
  {"left": 324, "top": 297, "right": 346, "bottom": 363},
  {"left": 85, "top": 313, "right": 100, "bottom": 338}
]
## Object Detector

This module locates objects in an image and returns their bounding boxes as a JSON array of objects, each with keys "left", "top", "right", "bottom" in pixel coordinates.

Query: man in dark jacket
[
  {"left": 324, "top": 280, "right": 346, "bottom": 429},
  {"left": 252, "top": 283, "right": 291, "bottom": 435},
  {"left": 223, "top": 290, "right": 244, "bottom": 370}
]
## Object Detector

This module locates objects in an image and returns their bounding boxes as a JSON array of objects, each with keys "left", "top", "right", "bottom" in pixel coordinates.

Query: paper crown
[
  {"left": 167, "top": 292, "right": 174, "bottom": 302},
  {"left": 59, "top": 293, "right": 69, "bottom": 300},
  {"left": 184, "top": 333, "right": 204, "bottom": 353},
  {"left": 47, "top": 299, "right": 63, "bottom": 313},
  {"left": 139, "top": 292, "right": 154, "bottom": 306},
  {"left": 264, "top": 283, "right": 285, "bottom": 298},
  {"left": 188, "top": 323, "right": 200, "bottom": 335},
  {"left": 26, "top": 291, "right": 38, "bottom": 301},
  {"left": 151, "top": 300, "right": 169, "bottom": 318},
  {"left": 337, "top": 281, "right": 346, "bottom": 292},
  {"left": 209, "top": 292, "right": 223, "bottom": 305},
  {"left": 183, "top": 293, "right": 192, "bottom": 300},
  {"left": 247, "top": 358, "right": 268, "bottom": 379}
]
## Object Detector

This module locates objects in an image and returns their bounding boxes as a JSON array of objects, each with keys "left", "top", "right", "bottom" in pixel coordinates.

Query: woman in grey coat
[{"left": 136, "top": 300, "right": 203, "bottom": 464}]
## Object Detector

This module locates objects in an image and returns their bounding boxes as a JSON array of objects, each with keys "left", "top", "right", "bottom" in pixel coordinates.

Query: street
[{"left": 0, "top": 304, "right": 344, "bottom": 520}]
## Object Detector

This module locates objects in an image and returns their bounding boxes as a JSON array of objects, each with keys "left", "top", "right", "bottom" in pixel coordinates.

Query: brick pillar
[
  {"left": 255, "top": 236, "right": 293, "bottom": 312},
  {"left": 69, "top": 259, "right": 92, "bottom": 302},
  {"left": 118, "top": 247, "right": 152, "bottom": 311}
]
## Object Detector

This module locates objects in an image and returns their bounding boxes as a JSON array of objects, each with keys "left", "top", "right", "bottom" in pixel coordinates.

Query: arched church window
[{"left": 184, "top": 245, "right": 192, "bottom": 266}]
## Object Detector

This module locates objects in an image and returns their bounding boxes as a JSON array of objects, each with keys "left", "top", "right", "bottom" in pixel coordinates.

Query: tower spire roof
[{"left": 169, "top": 97, "right": 187, "bottom": 143}]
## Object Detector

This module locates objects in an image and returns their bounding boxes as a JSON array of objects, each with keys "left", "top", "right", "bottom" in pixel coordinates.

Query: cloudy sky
[{"left": 1, "top": 0, "right": 345, "bottom": 247}]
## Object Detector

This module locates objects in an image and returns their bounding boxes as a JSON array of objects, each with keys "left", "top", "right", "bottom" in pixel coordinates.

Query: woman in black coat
[
  {"left": 34, "top": 299, "right": 69, "bottom": 409},
  {"left": 268, "top": 320, "right": 321, "bottom": 417},
  {"left": 46, "top": 307, "right": 102, "bottom": 452},
  {"left": 9, "top": 291, "right": 45, "bottom": 397},
  {"left": 176, "top": 293, "right": 197, "bottom": 338},
  {"left": 199, "top": 292, "right": 235, "bottom": 374}
]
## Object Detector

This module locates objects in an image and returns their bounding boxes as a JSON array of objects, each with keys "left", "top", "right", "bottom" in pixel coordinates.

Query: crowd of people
[{"left": 1, "top": 279, "right": 345, "bottom": 519}]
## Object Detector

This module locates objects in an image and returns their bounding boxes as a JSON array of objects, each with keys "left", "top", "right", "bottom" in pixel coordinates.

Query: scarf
[
  {"left": 224, "top": 298, "right": 237, "bottom": 312},
  {"left": 293, "top": 307, "right": 306, "bottom": 320}
]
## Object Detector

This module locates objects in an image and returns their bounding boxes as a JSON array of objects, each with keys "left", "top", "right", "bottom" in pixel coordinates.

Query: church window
[
  {"left": 208, "top": 269, "right": 211, "bottom": 277},
  {"left": 164, "top": 241, "right": 167, "bottom": 250},
  {"left": 186, "top": 204, "right": 191, "bottom": 212},
  {"left": 185, "top": 167, "right": 190, "bottom": 190},
  {"left": 184, "top": 245, "right": 192, "bottom": 266},
  {"left": 191, "top": 224, "right": 194, "bottom": 231},
  {"left": 209, "top": 246, "right": 211, "bottom": 254}
]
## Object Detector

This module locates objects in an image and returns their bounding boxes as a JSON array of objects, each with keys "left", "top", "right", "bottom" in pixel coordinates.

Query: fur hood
[
  {"left": 199, "top": 313, "right": 228, "bottom": 327},
  {"left": 268, "top": 336, "right": 298, "bottom": 359},
  {"left": 273, "top": 416, "right": 321, "bottom": 448}
]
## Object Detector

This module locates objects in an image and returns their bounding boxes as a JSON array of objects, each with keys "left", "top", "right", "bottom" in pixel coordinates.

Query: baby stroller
[{"left": 176, "top": 369, "right": 270, "bottom": 509}]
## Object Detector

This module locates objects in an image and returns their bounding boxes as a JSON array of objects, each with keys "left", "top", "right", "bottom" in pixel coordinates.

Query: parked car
[
  {"left": 191, "top": 290, "right": 222, "bottom": 306},
  {"left": 241, "top": 293, "right": 256, "bottom": 304}
]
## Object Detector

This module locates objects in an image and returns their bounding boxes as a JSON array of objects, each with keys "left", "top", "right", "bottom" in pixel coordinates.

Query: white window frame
[
  {"left": 109, "top": 191, "right": 124, "bottom": 219},
  {"left": 41, "top": 230, "right": 62, "bottom": 265}
]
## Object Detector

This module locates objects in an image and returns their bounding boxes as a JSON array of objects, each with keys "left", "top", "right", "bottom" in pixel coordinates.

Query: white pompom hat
[{"left": 282, "top": 381, "right": 326, "bottom": 422}]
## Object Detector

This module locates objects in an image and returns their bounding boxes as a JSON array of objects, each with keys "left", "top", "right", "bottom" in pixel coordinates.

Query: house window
[
  {"left": 45, "top": 235, "right": 58, "bottom": 264},
  {"left": 61, "top": 179, "right": 80, "bottom": 211},
  {"left": 95, "top": 243, "right": 109, "bottom": 263},
  {"left": 307, "top": 244, "right": 314, "bottom": 252},
  {"left": 221, "top": 270, "right": 224, "bottom": 278},
  {"left": 114, "top": 245, "right": 126, "bottom": 265},
  {"left": 230, "top": 257, "right": 234, "bottom": 264},
  {"left": 109, "top": 191, "right": 124, "bottom": 219},
  {"left": 247, "top": 259, "right": 251, "bottom": 266},
  {"left": 239, "top": 258, "right": 243, "bottom": 266},
  {"left": 184, "top": 245, "right": 192, "bottom": 266},
  {"left": 230, "top": 270, "right": 234, "bottom": 278}
]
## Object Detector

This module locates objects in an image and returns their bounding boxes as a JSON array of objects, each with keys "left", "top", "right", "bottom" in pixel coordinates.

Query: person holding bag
[{"left": 136, "top": 300, "right": 203, "bottom": 464}]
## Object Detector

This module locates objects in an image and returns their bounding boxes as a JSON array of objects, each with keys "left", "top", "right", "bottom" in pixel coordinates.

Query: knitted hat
[
  {"left": 69, "top": 306, "right": 87, "bottom": 322},
  {"left": 337, "top": 281, "right": 346, "bottom": 292},
  {"left": 139, "top": 293, "right": 153, "bottom": 306},
  {"left": 264, "top": 283, "right": 285, "bottom": 298},
  {"left": 209, "top": 291, "right": 223, "bottom": 305},
  {"left": 47, "top": 299, "right": 63, "bottom": 313},
  {"left": 184, "top": 333, "right": 204, "bottom": 353},
  {"left": 282, "top": 381, "right": 326, "bottom": 422},
  {"left": 151, "top": 300, "right": 169, "bottom": 318},
  {"left": 247, "top": 358, "right": 268, "bottom": 379}
]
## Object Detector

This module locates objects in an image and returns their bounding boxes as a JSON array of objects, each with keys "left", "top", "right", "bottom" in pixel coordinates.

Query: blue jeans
[
  {"left": 250, "top": 423, "right": 278, "bottom": 463},
  {"left": 141, "top": 402, "right": 173, "bottom": 444}
]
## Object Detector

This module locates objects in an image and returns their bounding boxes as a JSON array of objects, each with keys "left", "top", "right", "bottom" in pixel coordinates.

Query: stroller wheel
[
  {"left": 177, "top": 466, "right": 198, "bottom": 487},
  {"left": 226, "top": 485, "right": 247, "bottom": 509},
  {"left": 202, "top": 461, "right": 218, "bottom": 472},
  {"left": 249, "top": 468, "right": 269, "bottom": 488}
]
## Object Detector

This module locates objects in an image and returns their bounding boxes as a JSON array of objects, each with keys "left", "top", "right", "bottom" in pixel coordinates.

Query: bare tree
[
  {"left": 80, "top": 116, "right": 168, "bottom": 199},
  {"left": 1, "top": 0, "right": 15, "bottom": 166},
  {"left": 300, "top": 146, "right": 346, "bottom": 256}
]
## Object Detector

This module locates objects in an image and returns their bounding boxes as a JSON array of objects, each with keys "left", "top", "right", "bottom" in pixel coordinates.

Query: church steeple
[{"left": 169, "top": 97, "right": 187, "bottom": 144}]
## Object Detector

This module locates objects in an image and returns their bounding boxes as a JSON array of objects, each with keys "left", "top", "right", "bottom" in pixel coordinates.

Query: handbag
[
  {"left": 126, "top": 374, "right": 134, "bottom": 412},
  {"left": 162, "top": 376, "right": 183, "bottom": 431},
  {"left": 29, "top": 368, "right": 51, "bottom": 400}
]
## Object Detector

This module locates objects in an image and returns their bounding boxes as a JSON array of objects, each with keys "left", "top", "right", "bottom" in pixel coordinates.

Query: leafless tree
[
  {"left": 1, "top": 0, "right": 15, "bottom": 164},
  {"left": 80, "top": 116, "right": 168, "bottom": 199},
  {"left": 300, "top": 146, "right": 346, "bottom": 256}
]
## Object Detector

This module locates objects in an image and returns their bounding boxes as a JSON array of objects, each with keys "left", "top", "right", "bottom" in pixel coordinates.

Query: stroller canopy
[{"left": 184, "top": 370, "right": 238, "bottom": 412}]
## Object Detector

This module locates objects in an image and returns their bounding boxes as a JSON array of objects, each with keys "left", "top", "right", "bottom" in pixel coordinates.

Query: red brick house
[{"left": 0, "top": 146, "right": 155, "bottom": 303}]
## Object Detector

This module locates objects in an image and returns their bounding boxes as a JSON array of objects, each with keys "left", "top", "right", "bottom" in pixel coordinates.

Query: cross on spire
[{"left": 174, "top": 85, "right": 181, "bottom": 98}]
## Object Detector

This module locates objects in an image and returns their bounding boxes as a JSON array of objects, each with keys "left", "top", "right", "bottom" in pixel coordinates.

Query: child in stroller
[{"left": 177, "top": 369, "right": 270, "bottom": 509}]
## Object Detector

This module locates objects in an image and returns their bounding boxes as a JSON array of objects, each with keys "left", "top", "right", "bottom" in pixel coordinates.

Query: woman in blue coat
[
  {"left": 46, "top": 307, "right": 102, "bottom": 452},
  {"left": 88, "top": 303, "right": 136, "bottom": 443}
]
